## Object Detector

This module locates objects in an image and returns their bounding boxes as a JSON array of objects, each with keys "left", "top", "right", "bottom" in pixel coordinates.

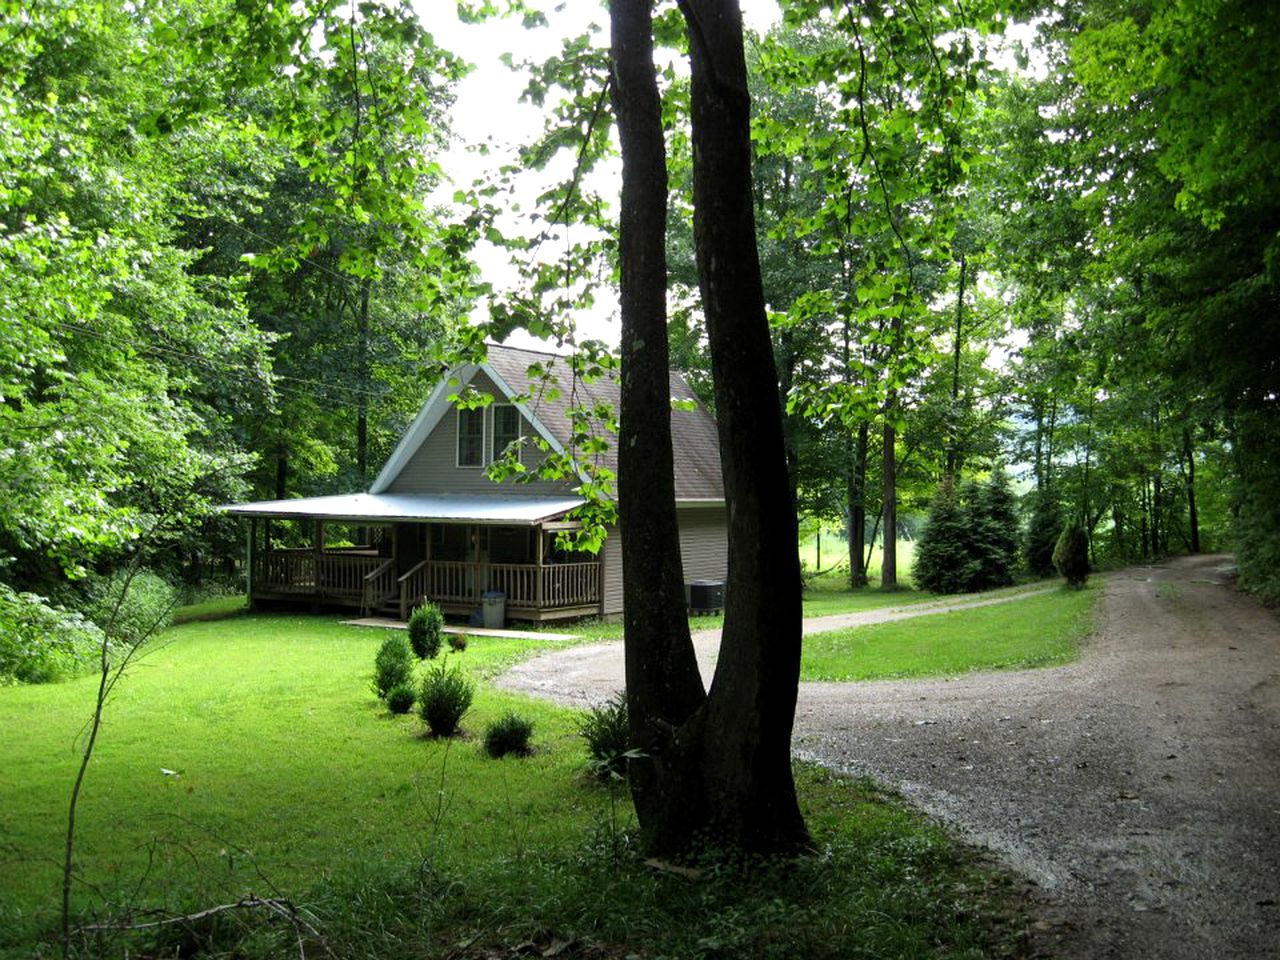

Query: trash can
[{"left": 481, "top": 590, "right": 506, "bottom": 629}]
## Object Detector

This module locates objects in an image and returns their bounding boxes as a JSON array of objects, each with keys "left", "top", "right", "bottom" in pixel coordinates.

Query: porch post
[
  {"left": 535, "top": 525, "right": 544, "bottom": 609},
  {"left": 314, "top": 519, "right": 325, "bottom": 598},
  {"left": 246, "top": 517, "right": 256, "bottom": 611}
]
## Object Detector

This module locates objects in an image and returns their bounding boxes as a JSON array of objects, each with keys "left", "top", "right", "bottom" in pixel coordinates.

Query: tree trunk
[
  {"left": 274, "top": 444, "right": 288, "bottom": 500},
  {"left": 847, "top": 422, "right": 869, "bottom": 588},
  {"left": 356, "top": 278, "right": 371, "bottom": 482},
  {"left": 881, "top": 411, "right": 897, "bottom": 589},
  {"left": 1183, "top": 426, "right": 1200, "bottom": 553},
  {"left": 945, "top": 255, "right": 966, "bottom": 481},
  {"left": 610, "top": 0, "right": 707, "bottom": 842},
  {"left": 637, "top": 0, "right": 809, "bottom": 853}
]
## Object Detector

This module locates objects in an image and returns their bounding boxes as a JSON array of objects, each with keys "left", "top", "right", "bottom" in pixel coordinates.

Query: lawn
[
  {"left": 801, "top": 583, "right": 1099, "bottom": 681},
  {"left": 0, "top": 612, "right": 1028, "bottom": 958}
]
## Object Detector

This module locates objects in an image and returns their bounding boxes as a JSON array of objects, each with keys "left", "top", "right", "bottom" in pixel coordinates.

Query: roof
[
  {"left": 221, "top": 492, "right": 585, "bottom": 526},
  {"left": 371, "top": 343, "right": 724, "bottom": 501}
]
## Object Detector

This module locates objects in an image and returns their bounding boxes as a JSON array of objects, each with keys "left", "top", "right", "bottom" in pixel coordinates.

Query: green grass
[
  {"left": 171, "top": 593, "right": 249, "bottom": 623},
  {"left": 799, "top": 533, "right": 917, "bottom": 584},
  {"left": 0, "top": 613, "right": 1028, "bottom": 958},
  {"left": 800, "top": 583, "right": 1099, "bottom": 681}
]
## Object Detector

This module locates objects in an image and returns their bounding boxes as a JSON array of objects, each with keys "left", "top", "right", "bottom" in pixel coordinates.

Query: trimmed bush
[
  {"left": 407, "top": 603, "right": 444, "bottom": 659},
  {"left": 1053, "top": 524, "right": 1090, "bottom": 589},
  {"left": 483, "top": 711, "right": 534, "bottom": 758},
  {"left": 448, "top": 632, "right": 468, "bottom": 652},
  {"left": 372, "top": 634, "right": 414, "bottom": 698},
  {"left": 386, "top": 683, "right": 416, "bottom": 715},
  {"left": 418, "top": 660, "right": 474, "bottom": 737},
  {"left": 578, "top": 691, "right": 630, "bottom": 779}
]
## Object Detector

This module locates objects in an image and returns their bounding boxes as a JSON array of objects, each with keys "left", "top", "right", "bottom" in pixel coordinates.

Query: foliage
[
  {"left": 0, "top": 585, "right": 104, "bottom": 685},
  {"left": 418, "top": 659, "right": 474, "bottom": 737},
  {"left": 371, "top": 634, "right": 414, "bottom": 699},
  {"left": 1053, "top": 525, "right": 1090, "bottom": 590},
  {"left": 483, "top": 711, "right": 534, "bottom": 758},
  {"left": 1025, "top": 492, "right": 1063, "bottom": 578},
  {"left": 85, "top": 570, "right": 178, "bottom": 647},
  {"left": 385, "top": 682, "right": 416, "bottom": 715},
  {"left": 577, "top": 691, "right": 630, "bottom": 780},
  {"left": 912, "top": 473, "right": 1020, "bottom": 594},
  {"left": 407, "top": 603, "right": 444, "bottom": 659}
]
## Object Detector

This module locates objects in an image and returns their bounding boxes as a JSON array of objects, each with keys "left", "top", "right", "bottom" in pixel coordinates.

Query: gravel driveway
[{"left": 498, "top": 555, "right": 1280, "bottom": 959}]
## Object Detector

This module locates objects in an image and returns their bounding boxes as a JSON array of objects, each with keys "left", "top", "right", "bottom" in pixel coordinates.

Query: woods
[{"left": 2, "top": 0, "right": 1278, "bottom": 859}]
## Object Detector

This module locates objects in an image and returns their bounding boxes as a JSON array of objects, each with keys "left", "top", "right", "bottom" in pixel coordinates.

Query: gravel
[{"left": 498, "top": 554, "right": 1280, "bottom": 959}]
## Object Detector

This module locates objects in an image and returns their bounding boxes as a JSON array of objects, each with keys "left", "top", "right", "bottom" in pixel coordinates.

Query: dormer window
[
  {"left": 491, "top": 404, "right": 522, "bottom": 463},
  {"left": 457, "top": 407, "right": 485, "bottom": 467}
]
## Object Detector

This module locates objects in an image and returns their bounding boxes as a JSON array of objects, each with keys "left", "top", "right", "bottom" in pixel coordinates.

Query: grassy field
[
  {"left": 801, "top": 584, "right": 1099, "bottom": 681},
  {"left": 799, "top": 532, "right": 917, "bottom": 585},
  {"left": 0, "top": 611, "right": 1032, "bottom": 958}
]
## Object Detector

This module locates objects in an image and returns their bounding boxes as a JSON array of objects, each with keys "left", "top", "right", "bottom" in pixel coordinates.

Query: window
[
  {"left": 491, "top": 404, "right": 522, "bottom": 463},
  {"left": 457, "top": 407, "right": 485, "bottom": 467}
]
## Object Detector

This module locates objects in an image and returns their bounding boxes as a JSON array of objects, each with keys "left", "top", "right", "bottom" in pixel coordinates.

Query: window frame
[{"left": 455, "top": 406, "right": 486, "bottom": 468}]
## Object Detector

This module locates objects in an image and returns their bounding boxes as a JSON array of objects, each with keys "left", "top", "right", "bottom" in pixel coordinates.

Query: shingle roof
[{"left": 484, "top": 343, "right": 724, "bottom": 501}]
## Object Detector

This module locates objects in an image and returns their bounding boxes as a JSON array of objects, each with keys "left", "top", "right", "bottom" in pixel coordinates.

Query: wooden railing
[
  {"left": 256, "top": 551, "right": 383, "bottom": 601},
  {"left": 362, "top": 559, "right": 397, "bottom": 615},
  {"left": 258, "top": 551, "right": 600, "bottom": 615}
]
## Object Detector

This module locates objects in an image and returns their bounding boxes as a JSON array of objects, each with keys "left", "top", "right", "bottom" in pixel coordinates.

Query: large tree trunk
[
  {"left": 847, "top": 421, "right": 869, "bottom": 588},
  {"left": 609, "top": 0, "right": 808, "bottom": 855},
  {"left": 610, "top": 0, "right": 707, "bottom": 840},
  {"left": 1183, "top": 426, "right": 1201, "bottom": 553}
]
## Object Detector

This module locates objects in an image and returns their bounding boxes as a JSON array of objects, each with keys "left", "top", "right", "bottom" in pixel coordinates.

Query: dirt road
[{"left": 499, "top": 555, "right": 1280, "bottom": 958}]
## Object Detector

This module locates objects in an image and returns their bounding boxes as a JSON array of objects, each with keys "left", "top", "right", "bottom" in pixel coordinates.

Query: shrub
[
  {"left": 1025, "top": 491, "right": 1064, "bottom": 577},
  {"left": 418, "top": 660, "right": 474, "bottom": 737},
  {"left": 372, "top": 634, "right": 415, "bottom": 698},
  {"left": 86, "top": 569, "right": 177, "bottom": 646},
  {"left": 386, "top": 683, "right": 416, "bottom": 715},
  {"left": 448, "top": 632, "right": 468, "bottom": 652},
  {"left": 1053, "top": 524, "right": 1091, "bottom": 589},
  {"left": 407, "top": 603, "right": 444, "bottom": 659},
  {"left": 578, "top": 691, "right": 630, "bottom": 779},
  {"left": 483, "top": 711, "right": 534, "bottom": 757},
  {"left": 0, "top": 585, "right": 104, "bottom": 684}
]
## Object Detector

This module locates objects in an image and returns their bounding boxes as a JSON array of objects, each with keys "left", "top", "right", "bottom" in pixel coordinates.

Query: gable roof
[{"left": 370, "top": 343, "right": 724, "bottom": 501}]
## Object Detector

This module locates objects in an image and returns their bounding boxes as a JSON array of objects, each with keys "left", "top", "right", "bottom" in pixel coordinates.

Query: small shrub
[
  {"left": 484, "top": 711, "right": 534, "bottom": 757},
  {"left": 1053, "top": 523, "right": 1090, "bottom": 589},
  {"left": 386, "top": 683, "right": 416, "bottom": 714},
  {"left": 448, "top": 631, "right": 468, "bottom": 652},
  {"left": 407, "top": 603, "right": 444, "bottom": 659},
  {"left": 372, "top": 634, "right": 414, "bottom": 698},
  {"left": 418, "top": 659, "right": 474, "bottom": 737},
  {"left": 0, "top": 585, "right": 104, "bottom": 684},
  {"left": 578, "top": 691, "right": 629, "bottom": 779}
]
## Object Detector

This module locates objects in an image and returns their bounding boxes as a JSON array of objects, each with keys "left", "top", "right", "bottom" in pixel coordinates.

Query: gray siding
[
  {"left": 386, "top": 370, "right": 572, "bottom": 497},
  {"left": 677, "top": 505, "right": 729, "bottom": 582},
  {"left": 601, "top": 525, "right": 624, "bottom": 616}
]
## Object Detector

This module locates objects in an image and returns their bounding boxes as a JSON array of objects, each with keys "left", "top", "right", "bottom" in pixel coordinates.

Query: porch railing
[{"left": 254, "top": 551, "right": 384, "bottom": 601}]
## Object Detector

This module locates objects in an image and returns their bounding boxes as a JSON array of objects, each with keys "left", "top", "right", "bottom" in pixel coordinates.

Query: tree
[{"left": 612, "top": 0, "right": 808, "bottom": 854}]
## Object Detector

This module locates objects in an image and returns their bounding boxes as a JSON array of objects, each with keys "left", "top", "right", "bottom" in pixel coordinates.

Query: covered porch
[{"left": 226, "top": 493, "right": 602, "bottom": 622}]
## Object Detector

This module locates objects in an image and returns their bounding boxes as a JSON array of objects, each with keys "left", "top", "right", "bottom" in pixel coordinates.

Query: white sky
[{"left": 417, "top": 0, "right": 783, "bottom": 351}]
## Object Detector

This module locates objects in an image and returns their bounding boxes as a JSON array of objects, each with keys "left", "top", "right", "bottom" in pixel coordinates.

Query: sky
[{"left": 417, "top": 1, "right": 784, "bottom": 351}]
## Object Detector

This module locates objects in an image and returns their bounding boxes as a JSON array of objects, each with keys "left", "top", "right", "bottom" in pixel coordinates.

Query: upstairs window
[
  {"left": 457, "top": 407, "right": 485, "bottom": 467},
  {"left": 491, "top": 404, "right": 523, "bottom": 463}
]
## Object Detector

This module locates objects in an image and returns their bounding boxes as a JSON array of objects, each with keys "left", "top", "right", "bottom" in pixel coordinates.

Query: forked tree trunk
[{"left": 611, "top": 0, "right": 808, "bottom": 855}]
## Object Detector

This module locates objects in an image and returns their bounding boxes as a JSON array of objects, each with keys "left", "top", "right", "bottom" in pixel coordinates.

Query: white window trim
[
  {"left": 490, "top": 403, "right": 524, "bottom": 465},
  {"left": 455, "top": 406, "right": 486, "bottom": 469}
]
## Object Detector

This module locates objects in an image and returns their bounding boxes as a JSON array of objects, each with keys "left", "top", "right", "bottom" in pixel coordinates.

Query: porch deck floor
[{"left": 341, "top": 617, "right": 578, "bottom": 642}]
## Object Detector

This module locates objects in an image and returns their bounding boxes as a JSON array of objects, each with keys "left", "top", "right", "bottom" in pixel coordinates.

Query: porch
[{"left": 230, "top": 494, "right": 603, "bottom": 623}]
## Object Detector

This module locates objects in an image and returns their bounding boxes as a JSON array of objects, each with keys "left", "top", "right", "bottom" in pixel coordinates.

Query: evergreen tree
[
  {"left": 1025, "top": 490, "right": 1063, "bottom": 577},
  {"left": 912, "top": 481, "right": 975, "bottom": 594},
  {"left": 913, "top": 472, "right": 1021, "bottom": 594},
  {"left": 970, "top": 468, "right": 1020, "bottom": 589},
  {"left": 1052, "top": 524, "right": 1090, "bottom": 589}
]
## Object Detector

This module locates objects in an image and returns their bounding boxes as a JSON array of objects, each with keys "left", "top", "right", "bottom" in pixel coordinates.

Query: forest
[{"left": 2, "top": 0, "right": 1277, "bottom": 676}]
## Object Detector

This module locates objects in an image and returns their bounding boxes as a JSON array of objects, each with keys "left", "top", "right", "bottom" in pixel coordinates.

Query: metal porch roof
[{"left": 220, "top": 492, "right": 585, "bottom": 526}]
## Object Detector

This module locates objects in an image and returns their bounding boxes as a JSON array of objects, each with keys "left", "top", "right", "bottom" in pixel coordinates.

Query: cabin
[{"left": 223, "top": 344, "right": 727, "bottom": 622}]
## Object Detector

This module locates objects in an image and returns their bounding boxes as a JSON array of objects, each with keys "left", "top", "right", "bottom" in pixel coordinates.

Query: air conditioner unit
[{"left": 686, "top": 579, "right": 725, "bottom": 614}]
